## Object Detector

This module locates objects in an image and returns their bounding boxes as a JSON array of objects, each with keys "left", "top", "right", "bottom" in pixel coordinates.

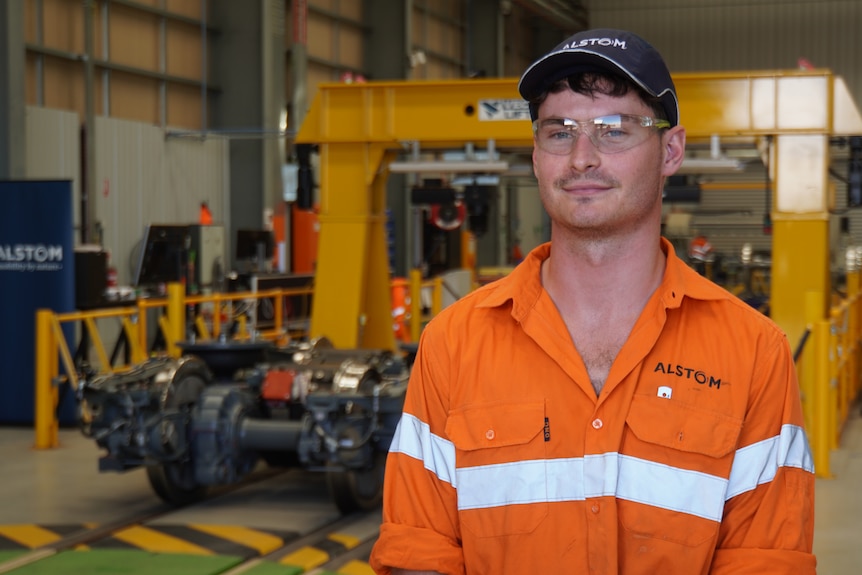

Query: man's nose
[{"left": 568, "top": 129, "right": 601, "bottom": 171}]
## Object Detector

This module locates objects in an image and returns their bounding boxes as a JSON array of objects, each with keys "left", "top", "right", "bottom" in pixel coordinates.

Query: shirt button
[
  {"left": 591, "top": 503, "right": 600, "bottom": 514},
  {"left": 591, "top": 418, "right": 603, "bottom": 430},
  {"left": 485, "top": 429, "right": 495, "bottom": 440}
]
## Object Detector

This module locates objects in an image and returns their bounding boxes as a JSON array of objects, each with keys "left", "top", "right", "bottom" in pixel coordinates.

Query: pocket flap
[
  {"left": 627, "top": 394, "right": 742, "bottom": 458},
  {"left": 446, "top": 401, "right": 545, "bottom": 451}
]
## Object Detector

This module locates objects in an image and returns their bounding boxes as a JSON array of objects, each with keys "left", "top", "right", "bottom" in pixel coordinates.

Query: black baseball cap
[{"left": 518, "top": 28, "right": 679, "bottom": 127}]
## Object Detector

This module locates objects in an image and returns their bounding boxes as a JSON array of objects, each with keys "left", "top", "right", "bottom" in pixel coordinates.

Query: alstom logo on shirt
[
  {"left": 562, "top": 37, "right": 627, "bottom": 51},
  {"left": 653, "top": 362, "right": 722, "bottom": 389}
]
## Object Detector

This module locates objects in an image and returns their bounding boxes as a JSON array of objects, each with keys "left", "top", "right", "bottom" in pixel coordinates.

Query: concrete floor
[
  {"left": 813, "top": 403, "right": 862, "bottom": 574},
  {"left": 1, "top": 404, "right": 860, "bottom": 572}
]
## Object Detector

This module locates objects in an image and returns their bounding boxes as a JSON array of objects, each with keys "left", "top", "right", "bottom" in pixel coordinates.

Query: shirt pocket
[
  {"left": 619, "top": 394, "right": 743, "bottom": 547},
  {"left": 446, "top": 400, "right": 548, "bottom": 537}
]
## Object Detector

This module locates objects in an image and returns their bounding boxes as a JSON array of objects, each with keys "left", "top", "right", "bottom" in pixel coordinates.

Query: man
[{"left": 369, "top": 28, "right": 816, "bottom": 575}]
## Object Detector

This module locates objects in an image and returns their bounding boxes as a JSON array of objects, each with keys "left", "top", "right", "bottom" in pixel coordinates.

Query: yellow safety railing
[
  {"left": 33, "top": 283, "right": 315, "bottom": 448},
  {"left": 37, "top": 264, "right": 861, "bottom": 474},
  {"left": 799, "top": 270, "right": 862, "bottom": 478},
  {"left": 33, "top": 275, "right": 456, "bottom": 449},
  {"left": 407, "top": 269, "right": 445, "bottom": 343}
]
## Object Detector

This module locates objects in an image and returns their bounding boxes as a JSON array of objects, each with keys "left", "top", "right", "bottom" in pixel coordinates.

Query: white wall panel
[
  {"left": 93, "top": 117, "right": 229, "bottom": 284},
  {"left": 25, "top": 106, "right": 81, "bottom": 236}
]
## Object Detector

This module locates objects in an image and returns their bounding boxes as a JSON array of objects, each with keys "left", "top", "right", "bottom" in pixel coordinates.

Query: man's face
[{"left": 531, "top": 87, "right": 684, "bottom": 241}]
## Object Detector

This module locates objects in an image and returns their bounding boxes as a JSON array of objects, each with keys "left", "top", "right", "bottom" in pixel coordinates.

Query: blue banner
[{"left": 0, "top": 180, "right": 75, "bottom": 424}]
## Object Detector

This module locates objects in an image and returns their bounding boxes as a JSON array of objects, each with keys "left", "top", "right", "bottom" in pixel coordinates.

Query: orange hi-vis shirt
[{"left": 370, "top": 238, "right": 815, "bottom": 575}]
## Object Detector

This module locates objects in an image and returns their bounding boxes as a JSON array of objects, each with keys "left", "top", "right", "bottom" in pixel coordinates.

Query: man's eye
[
  {"left": 597, "top": 125, "right": 627, "bottom": 138},
  {"left": 546, "top": 129, "right": 574, "bottom": 140}
]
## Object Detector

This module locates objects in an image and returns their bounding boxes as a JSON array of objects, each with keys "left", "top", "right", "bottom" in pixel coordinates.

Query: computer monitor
[
  {"left": 133, "top": 224, "right": 190, "bottom": 287},
  {"left": 235, "top": 229, "right": 274, "bottom": 263}
]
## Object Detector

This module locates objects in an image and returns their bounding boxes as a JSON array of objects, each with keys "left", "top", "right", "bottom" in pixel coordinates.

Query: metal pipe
[
  {"left": 35, "top": 0, "right": 43, "bottom": 105},
  {"left": 25, "top": 44, "right": 217, "bottom": 89},
  {"left": 404, "top": 0, "right": 412, "bottom": 78},
  {"left": 101, "top": 2, "right": 109, "bottom": 116},
  {"left": 83, "top": 0, "right": 96, "bottom": 244},
  {"left": 159, "top": 9, "right": 166, "bottom": 127},
  {"left": 200, "top": 0, "right": 207, "bottom": 131},
  {"left": 238, "top": 418, "right": 304, "bottom": 451}
]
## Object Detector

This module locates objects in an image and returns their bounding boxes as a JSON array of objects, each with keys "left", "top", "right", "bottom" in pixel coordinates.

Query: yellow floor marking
[
  {"left": 338, "top": 559, "right": 376, "bottom": 575},
  {"left": 0, "top": 525, "right": 63, "bottom": 548},
  {"left": 328, "top": 533, "right": 360, "bottom": 549},
  {"left": 280, "top": 546, "right": 329, "bottom": 569},
  {"left": 190, "top": 524, "right": 284, "bottom": 555},
  {"left": 112, "top": 525, "right": 214, "bottom": 555}
]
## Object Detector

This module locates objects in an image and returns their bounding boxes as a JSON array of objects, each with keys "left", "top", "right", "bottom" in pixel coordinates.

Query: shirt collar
[{"left": 476, "top": 237, "right": 724, "bottom": 318}]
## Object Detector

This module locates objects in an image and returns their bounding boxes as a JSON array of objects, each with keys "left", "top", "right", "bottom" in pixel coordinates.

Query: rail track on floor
[{"left": 0, "top": 467, "right": 381, "bottom": 575}]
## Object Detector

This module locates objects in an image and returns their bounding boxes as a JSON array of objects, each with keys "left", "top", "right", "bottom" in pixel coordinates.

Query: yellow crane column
[
  {"left": 770, "top": 133, "right": 832, "bottom": 348},
  {"left": 310, "top": 141, "right": 397, "bottom": 349}
]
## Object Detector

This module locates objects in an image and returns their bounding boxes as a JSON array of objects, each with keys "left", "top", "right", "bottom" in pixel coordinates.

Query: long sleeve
[
  {"left": 370, "top": 327, "right": 465, "bottom": 575},
  {"left": 710, "top": 334, "right": 816, "bottom": 574}
]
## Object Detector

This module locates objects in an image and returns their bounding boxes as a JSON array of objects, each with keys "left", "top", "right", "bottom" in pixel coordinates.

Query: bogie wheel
[
  {"left": 146, "top": 357, "right": 211, "bottom": 506},
  {"left": 147, "top": 462, "right": 207, "bottom": 506},
  {"left": 326, "top": 450, "right": 387, "bottom": 514}
]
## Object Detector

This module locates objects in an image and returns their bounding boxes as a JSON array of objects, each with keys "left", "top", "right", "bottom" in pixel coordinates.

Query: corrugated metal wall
[
  {"left": 92, "top": 119, "right": 230, "bottom": 284},
  {"left": 588, "top": 0, "right": 862, "bottom": 260},
  {"left": 25, "top": 106, "right": 81, "bottom": 234},
  {"left": 26, "top": 106, "right": 230, "bottom": 286},
  {"left": 589, "top": 0, "right": 861, "bottom": 107}
]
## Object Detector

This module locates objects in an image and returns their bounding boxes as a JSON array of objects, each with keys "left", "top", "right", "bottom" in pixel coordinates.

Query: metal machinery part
[
  {"left": 80, "top": 355, "right": 212, "bottom": 505},
  {"left": 294, "top": 73, "right": 862, "bottom": 355},
  {"left": 79, "top": 338, "right": 409, "bottom": 513}
]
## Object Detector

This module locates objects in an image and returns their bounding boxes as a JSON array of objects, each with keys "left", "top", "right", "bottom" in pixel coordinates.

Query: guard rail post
[
  {"left": 813, "top": 315, "right": 833, "bottom": 478},
  {"left": 828, "top": 308, "right": 839, "bottom": 451},
  {"left": 34, "top": 309, "right": 59, "bottom": 449},
  {"left": 166, "top": 282, "right": 185, "bottom": 357},
  {"left": 409, "top": 268, "right": 423, "bottom": 343},
  {"left": 847, "top": 271, "right": 861, "bottom": 419},
  {"left": 837, "top": 300, "right": 852, "bottom": 435},
  {"left": 857, "top": 272, "right": 862, "bottom": 401},
  {"left": 801, "top": 292, "right": 820, "bottom": 436},
  {"left": 829, "top": 304, "right": 842, "bottom": 448},
  {"left": 431, "top": 276, "right": 443, "bottom": 317},
  {"left": 274, "top": 290, "right": 284, "bottom": 343},
  {"left": 136, "top": 298, "right": 149, "bottom": 358}
]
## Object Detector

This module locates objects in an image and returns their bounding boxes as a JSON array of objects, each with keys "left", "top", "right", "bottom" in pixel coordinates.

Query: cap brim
[
  {"left": 520, "top": 49, "right": 641, "bottom": 101},
  {"left": 518, "top": 49, "right": 679, "bottom": 126}
]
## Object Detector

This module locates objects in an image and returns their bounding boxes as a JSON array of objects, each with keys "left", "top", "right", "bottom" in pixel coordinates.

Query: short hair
[{"left": 530, "top": 72, "right": 667, "bottom": 123}]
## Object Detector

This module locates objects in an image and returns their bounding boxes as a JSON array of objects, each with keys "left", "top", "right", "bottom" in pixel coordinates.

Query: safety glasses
[{"left": 532, "top": 114, "right": 670, "bottom": 155}]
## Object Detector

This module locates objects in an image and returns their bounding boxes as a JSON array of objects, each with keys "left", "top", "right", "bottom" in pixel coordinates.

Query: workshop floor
[
  {"left": 0, "top": 402, "right": 860, "bottom": 573},
  {"left": 813, "top": 402, "right": 862, "bottom": 574}
]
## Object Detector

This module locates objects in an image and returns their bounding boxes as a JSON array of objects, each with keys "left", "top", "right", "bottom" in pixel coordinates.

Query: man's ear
[{"left": 662, "top": 126, "right": 686, "bottom": 176}]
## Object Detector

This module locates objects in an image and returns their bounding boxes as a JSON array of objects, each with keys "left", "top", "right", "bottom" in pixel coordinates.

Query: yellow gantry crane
[{"left": 295, "top": 71, "right": 862, "bottom": 355}]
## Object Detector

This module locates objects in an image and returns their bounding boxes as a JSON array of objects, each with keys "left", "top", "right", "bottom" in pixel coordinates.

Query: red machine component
[
  {"left": 261, "top": 368, "right": 296, "bottom": 403},
  {"left": 291, "top": 203, "right": 319, "bottom": 273},
  {"left": 430, "top": 202, "right": 466, "bottom": 231}
]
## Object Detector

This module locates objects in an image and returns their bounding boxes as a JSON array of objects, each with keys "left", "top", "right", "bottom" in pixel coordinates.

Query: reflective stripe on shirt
[
  {"left": 726, "top": 423, "right": 814, "bottom": 499},
  {"left": 390, "top": 410, "right": 458, "bottom": 487},
  {"left": 457, "top": 453, "right": 728, "bottom": 521},
  {"left": 390, "top": 413, "right": 812, "bottom": 522}
]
